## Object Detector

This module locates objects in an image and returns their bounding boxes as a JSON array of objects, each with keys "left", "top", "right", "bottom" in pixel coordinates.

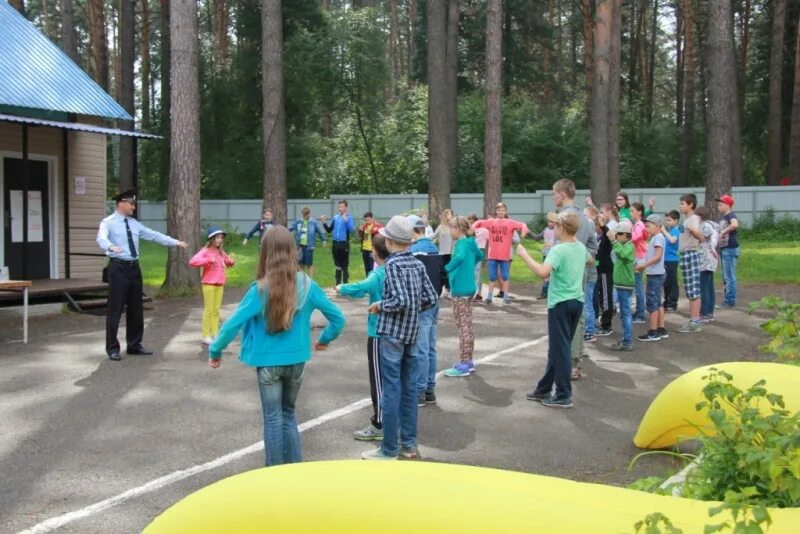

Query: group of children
[{"left": 184, "top": 184, "right": 740, "bottom": 464}]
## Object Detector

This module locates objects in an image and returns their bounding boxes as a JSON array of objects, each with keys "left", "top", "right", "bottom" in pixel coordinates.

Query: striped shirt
[{"left": 377, "top": 251, "right": 438, "bottom": 344}]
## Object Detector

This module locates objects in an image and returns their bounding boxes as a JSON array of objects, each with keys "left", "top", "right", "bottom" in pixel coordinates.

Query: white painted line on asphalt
[{"left": 18, "top": 336, "right": 546, "bottom": 533}]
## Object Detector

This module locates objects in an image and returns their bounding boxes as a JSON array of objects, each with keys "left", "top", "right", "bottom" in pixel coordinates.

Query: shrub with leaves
[
  {"left": 634, "top": 512, "right": 684, "bottom": 534},
  {"left": 683, "top": 368, "right": 800, "bottom": 507},
  {"left": 749, "top": 296, "right": 800, "bottom": 365}
]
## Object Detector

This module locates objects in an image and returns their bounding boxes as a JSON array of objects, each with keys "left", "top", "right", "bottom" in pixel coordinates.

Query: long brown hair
[{"left": 257, "top": 227, "right": 299, "bottom": 333}]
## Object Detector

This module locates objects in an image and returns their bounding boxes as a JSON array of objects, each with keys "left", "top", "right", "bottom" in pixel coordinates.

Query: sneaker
[
  {"left": 502, "top": 296, "right": 511, "bottom": 305},
  {"left": 637, "top": 330, "right": 662, "bottom": 342},
  {"left": 609, "top": 342, "right": 633, "bottom": 352},
  {"left": 583, "top": 333, "right": 597, "bottom": 343},
  {"left": 496, "top": 291, "right": 505, "bottom": 298},
  {"left": 444, "top": 362, "right": 471, "bottom": 377},
  {"left": 676, "top": 321, "right": 702, "bottom": 333},
  {"left": 399, "top": 445, "right": 419, "bottom": 459},
  {"left": 664, "top": 306, "right": 678, "bottom": 313},
  {"left": 541, "top": 396, "right": 574, "bottom": 409},
  {"left": 361, "top": 448, "right": 397, "bottom": 460},
  {"left": 657, "top": 328, "right": 669, "bottom": 339},
  {"left": 633, "top": 318, "right": 647, "bottom": 324},
  {"left": 596, "top": 328, "right": 614, "bottom": 337},
  {"left": 353, "top": 424, "right": 383, "bottom": 441},
  {"left": 467, "top": 360, "right": 475, "bottom": 373},
  {"left": 424, "top": 390, "right": 437, "bottom": 404},
  {"left": 473, "top": 294, "right": 483, "bottom": 302},
  {"left": 485, "top": 296, "right": 493, "bottom": 305},
  {"left": 526, "top": 391, "right": 549, "bottom": 403},
  {"left": 202, "top": 336, "right": 214, "bottom": 345},
  {"left": 417, "top": 392, "right": 426, "bottom": 407},
  {"left": 536, "top": 294, "right": 547, "bottom": 301},
  {"left": 699, "top": 315, "right": 715, "bottom": 323}
]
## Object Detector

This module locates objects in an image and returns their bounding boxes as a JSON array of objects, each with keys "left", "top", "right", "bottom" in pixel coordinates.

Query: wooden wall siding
[{"left": 0, "top": 122, "right": 107, "bottom": 280}]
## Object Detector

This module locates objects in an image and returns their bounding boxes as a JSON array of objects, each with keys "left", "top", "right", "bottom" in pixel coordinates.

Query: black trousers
[
  {"left": 367, "top": 336, "right": 382, "bottom": 429},
  {"left": 663, "top": 260, "right": 680, "bottom": 309},
  {"left": 106, "top": 259, "right": 144, "bottom": 354},
  {"left": 332, "top": 241, "right": 350, "bottom": 284},
  {"left": 595, "top": 268, "right": 615, "bottom": 331},
  {"left": 362, "top": 249, "right": 374, "bottom": 276}
]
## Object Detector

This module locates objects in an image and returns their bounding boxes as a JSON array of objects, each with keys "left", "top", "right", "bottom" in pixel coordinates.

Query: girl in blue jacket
[{"left": 209, "top": 227, "right": 346, "bottom": 466}]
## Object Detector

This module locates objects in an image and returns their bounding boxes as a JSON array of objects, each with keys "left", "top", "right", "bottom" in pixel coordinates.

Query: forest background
[{"left": 8, "top": 0, "right": 800, "bottom": 287}]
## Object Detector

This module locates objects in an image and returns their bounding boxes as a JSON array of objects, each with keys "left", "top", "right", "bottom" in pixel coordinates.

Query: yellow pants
[{"left": 202, "top": 284, "right": 225, "bottom": 337}]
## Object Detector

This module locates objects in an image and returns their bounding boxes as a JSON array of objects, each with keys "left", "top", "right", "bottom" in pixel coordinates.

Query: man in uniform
[{"left": 96, "top": 190, "right": 187, "bottom": 360}]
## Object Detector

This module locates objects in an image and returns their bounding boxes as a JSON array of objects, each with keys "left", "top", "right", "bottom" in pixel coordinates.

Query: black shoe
[
  {"left": 127, "top": 345, "right": 154, "bottom": 355},
  {"left": 496, "top": 291, "right": 505, "bottom": 298},
  {"left": 424, "top": 391, "right": 437, "bottom": 404},
  {"left": 526, "top": 391, "right": 549, "bottom": 403},
  {"left": 417, "top": 392, "right": 426, "bottom": 407},
  {"left": 108, "top": 350, "right": 121, "bottom": 361}
]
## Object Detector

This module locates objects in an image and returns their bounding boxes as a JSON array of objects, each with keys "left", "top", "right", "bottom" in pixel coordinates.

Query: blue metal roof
[{"left": 0, "top": 1, "right": 132, "bottom": 121}]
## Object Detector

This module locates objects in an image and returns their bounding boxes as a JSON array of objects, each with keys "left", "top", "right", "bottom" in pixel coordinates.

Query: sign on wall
[{"left": 74, "top": 176, "right": 86, "bottom": 195}]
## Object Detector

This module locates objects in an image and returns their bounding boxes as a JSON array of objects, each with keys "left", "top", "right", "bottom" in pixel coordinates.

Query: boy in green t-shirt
[
  {"left": 515, "top": 210, "right": 588, "bottom": 409},
  {"left": 609, "top": 221, "right": 635, "bottom": 351}
]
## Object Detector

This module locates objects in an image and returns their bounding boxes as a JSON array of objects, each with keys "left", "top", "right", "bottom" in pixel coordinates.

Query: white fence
[{"left": 135, "top": 186, "right": 800, "bottom": 234}]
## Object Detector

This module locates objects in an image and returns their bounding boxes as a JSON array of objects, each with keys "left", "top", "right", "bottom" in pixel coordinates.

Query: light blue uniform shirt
[
  {"left": 96, "top": 211, "right": 178, "bottom": 260},
  {"left": 328, "top": 214, "right": 355, "bottom": 242}
]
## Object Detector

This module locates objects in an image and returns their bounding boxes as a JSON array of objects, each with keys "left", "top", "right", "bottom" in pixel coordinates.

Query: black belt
[
  {"left": 109, "top": 258, "right": 139, "bottom": 265},
  {"left": 333, "top": 240, "right": 348, "bottom": 243}
]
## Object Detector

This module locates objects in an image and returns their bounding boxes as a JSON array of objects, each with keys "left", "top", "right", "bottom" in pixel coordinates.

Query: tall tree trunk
[
  {"left": 591, "top": 0, "right": 612, "bottom": 203},
  {"left": 262, "top": 0, "right": 287, "bottom": 225},
  {"left": 165, "top": 0, "right": 201, "bottom": 289},
  {"left": 87, "top": 0, "right": 109, "bottom": 91},
  {"left": 675, "top": 1, "right": 684, "bottom": 127},
  {"left": 645, "top": 0, "right": 659, "bottom": 123},
  {"left": 159, "top": 0, "right": 171, "bottom": 196},
  {"left": 767, "top": 0, "right": 788, "bottom": 185},
  {"left": 789, "top": 13, "right": 800, "bottom": 184},
  {"left": 409, "top": 0, "right": 417, "bottom": 80},
  {"left": 681, "top": 0, "right": 695, "bottom": 186},
  {"left": 582, "top": 0, "right": 593, "bottom": 113},
  {"left": 141, "top": 0, "right": 152, "bottom": 130},
  {"left": 445, "top": 0, "right": 459, "bottom": 194},
  {"left": 388, "top": 0, "right": 401, "bottom": 100},
  {"left": 502, "top": 4, "right": 512, "bottom": 97},
  {"left": 543, "top": 0, "right": 553, "bottom": 107},
  {"left": 706, "top": 0, "right": 738, "bottom": 214},
  {"left": 739, "top": 0, "right": 751, "bottom": 75},
  {"left": 483, "top": 0, "right": 503, "bottom": 217},
  {"left": 428, "top": 0, "right": 450, "bottom": 216},
  {"left": 695, "top": 3, "right": 708, "bottom": 127},
  {"left": 9, "top": 0, "right": 24, "bottom": 15},
  {"left": 213, "top": 0, "right": 229, "bottom": 68},
  {"left": 60, "top": 0, "right": 79, "bottom": 63},
  {"left": 119, "top": 0, "right": 136, "bottom": 192},
  {"left": 41, "top": 0, "right": 55, "bottom": 38},
  {"left": 608, "top": 0, "right": 622, "bottom": 195}
]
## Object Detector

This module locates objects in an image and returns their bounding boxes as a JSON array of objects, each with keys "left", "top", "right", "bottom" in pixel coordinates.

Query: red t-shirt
[{"left": 472, "top": 218, "right": 530, "bottom": 261}]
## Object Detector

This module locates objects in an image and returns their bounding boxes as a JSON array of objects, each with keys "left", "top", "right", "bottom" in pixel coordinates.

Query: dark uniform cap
[{"left": 114, "top": 190, "right": 137, "bottom": 203}]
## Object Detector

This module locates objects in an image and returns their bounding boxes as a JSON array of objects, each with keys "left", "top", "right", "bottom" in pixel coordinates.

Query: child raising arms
[
  {"left": 189, "top": 226, "right": 235, "bottom": 344},
  {"left": 209, "top": 227, "right": 345, "bottom": 466},
  {"left": 515, "top": 210, "right": 589, "bottom": 409}
]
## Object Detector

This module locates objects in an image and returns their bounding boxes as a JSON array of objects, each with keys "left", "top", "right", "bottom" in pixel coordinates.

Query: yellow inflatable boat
[{"left": 145, "top": 461, "right": 799, "bottom": 533}]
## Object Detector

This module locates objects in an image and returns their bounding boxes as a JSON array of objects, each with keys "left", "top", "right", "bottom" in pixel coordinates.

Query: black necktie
[{"left": 124, "top": 218, "right": 138, "bottom": 259}]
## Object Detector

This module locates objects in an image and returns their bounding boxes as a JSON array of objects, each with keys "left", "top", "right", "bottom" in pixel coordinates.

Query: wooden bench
[{"left": 0, "top": 280, "right": 32, "bottom": 344}]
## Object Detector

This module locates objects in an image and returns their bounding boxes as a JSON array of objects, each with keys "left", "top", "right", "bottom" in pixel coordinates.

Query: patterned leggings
[{"left": 452, "top": 297, "right": 475, "bottom": 361}]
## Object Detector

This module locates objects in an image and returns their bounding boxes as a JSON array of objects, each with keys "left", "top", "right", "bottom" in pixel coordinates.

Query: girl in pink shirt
[
  {"left": 472, "top": 202, "right": 530, "bottom": 304},
  {"left": 630, "top": 203, "right": 648, "bottom": 322},
  {"left": 189, "top": 226, "right": 236, "bottom": 344}
]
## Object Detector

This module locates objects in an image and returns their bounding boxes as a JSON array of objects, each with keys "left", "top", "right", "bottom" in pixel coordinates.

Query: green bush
[
  {"left": 741, "top": 208, "right": 800, "bottom": 242},
  {"left": 749, "top": 297, "right": 800, "bottom": 365}
]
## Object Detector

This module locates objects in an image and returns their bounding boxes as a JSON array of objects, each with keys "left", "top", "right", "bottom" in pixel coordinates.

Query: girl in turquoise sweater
[
  {"left": 209, "top": 227, "right": 346, "bottom": 466},
  {"left": 444, "top": 216, "right": 484, "bottom": 378}
]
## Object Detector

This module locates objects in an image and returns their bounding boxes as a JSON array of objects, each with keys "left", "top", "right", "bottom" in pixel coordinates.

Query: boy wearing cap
[
  {"left": 190, "top": 226, "right": 236, "bottom": 344},
  {"left": 609, "top": 221, "right": 635, "bottom": 351},
  {"left": 97, "top": 190, "right": 188, "bottom": 360},
  {"left": 363, "top": 216, "right": 439, "bottom": 460},
  {"left": 717, "top": 194, "right": 739, "bottom": 308},
  {"left": 635, "top": 215, "right": 667, "bottom": 341},
  {"left": 408, "top": 215, "right": 445, "bottom": 406}
]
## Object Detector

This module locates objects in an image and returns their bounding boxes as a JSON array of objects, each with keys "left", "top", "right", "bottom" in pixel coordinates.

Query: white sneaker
[
  {"left": 202, "top": 336, "right": 214, "bottom": 345},
  {"left": 361, "top": 448, "right": 398, "bottom": 460}
]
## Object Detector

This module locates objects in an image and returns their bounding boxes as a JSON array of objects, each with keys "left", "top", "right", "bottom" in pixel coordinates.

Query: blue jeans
[
  {"left": 257, "top": 364, "right": 304, "bottom": 466},
  {"left": 415, "top": 303, "right": 439, "bottom": 394},
  {"left": 583, "top": 281, "right": 596, "bottom": 336},
  {"left": 379, "top": 335, "right": 419, "bottom": 456},
  {"left": 617, "top": 289, "right": 633, "bottom": 345},
  {"left": 634, "top": 270, "right": 646, "bottom": 321},
  {"left": 700, "top": 271, "right": 715, "bottom": 317},
  {"left": 534, "top": 299, "right": 582, "bottom": 401},
  {"left": 721, "top": 247, "right": 739, "bottom": 306}
]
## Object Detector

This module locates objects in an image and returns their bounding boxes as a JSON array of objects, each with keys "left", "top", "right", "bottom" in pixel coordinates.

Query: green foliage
[
  {"left": 741, "top": 208, "right": 800, "bottom": 242},
  {"left": 705, "top": 499, "right": 772, "bottom": 534},
  {"left": 683, "top": 368, "right": 800, "bottom": 508},
  {"left": 633, "top": 512, "right": 684, "bottom": 534},
  {"left": 748, "top": 296, "right": 800, "bottom": 365}
]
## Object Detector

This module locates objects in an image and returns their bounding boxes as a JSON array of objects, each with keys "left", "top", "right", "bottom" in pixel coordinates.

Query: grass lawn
[{"left": 138, "top": 237, "right": 800, "bottom": 290}]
